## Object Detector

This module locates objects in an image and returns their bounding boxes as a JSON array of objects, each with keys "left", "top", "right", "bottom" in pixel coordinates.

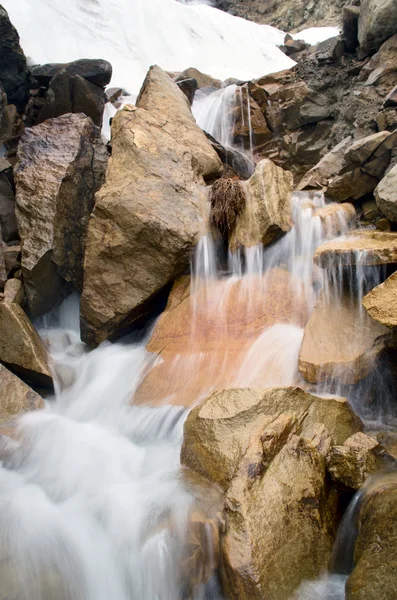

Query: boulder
[
  {"left": 181, "top": 387, "right": 363, "bottom": 490},
  {"left": 3, "top": 278, "right": 24, "bottom": 305},
  {"left": 314, "top": 231, "right": 397, "bottom": 267},
  {"left": 358, "top": 0, "right": 397, "bottom": 56},
  {"left": 38, "top": 70, "right": 106, "bottom": 127},
  {"left": 346, "top": 478, "right": 397, "bottom": 600},
  {"left": 15, "top": 113, "right": 107, "bottom": 316},
  {"left": 181, "top": 386, "right": 363, "bottom": 600},
  {"left": 374, "top": 164, "right": 397, "bottom": 223},
  {"left": 298, "top": 292, "right": 389, "bottom": 384},
  {"left": 3, "top": 243, "right": 20, "bottom": 277},
  {"left": 363, "top": 270, "right": 397, "bottom": 328},
  {"left": 0, "top": 301, "right": 52, "bottom": 387},
  {"left": 175, "top": 75, "right": 197, "bottom": 104},
  {"left": 0, "top": 363, "right": 44, "bottom": 422},
  {"left": 315, "top": 37, "right": 345, "bottom": 63},
  {"left": 135, "top": 268, "right": 308, "bottom": 406},
  {"left": 0, "top": 6, "right": 29, "bottom": 112},
  {"left": 230, "top": 159, "right": 293, "bottom": 251},
  {"left": 343, "top": 5, "right": 360, "bottom": 53},
  {"left": 0, "top": 162, "right": 18, "bottom": 242},
  {"left": 31, "top": 58, "right": 112, "bottom": 88},
  {"left": 384, "top": 84, "right": 397, "bottom": 107},
  {"left": 80, "top": 66, "right": 222, "bottom": 345},
  {"left": 344, "top": 131, "right": 390, "bottom": 167},
  {"left": 326, "top": 432, "right": 380, "bottom": 489},
  {"left": 0, "top": 85, "right": 14, "bottom": 144}
]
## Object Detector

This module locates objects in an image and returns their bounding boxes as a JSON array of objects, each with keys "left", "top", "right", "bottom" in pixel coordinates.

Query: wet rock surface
[{"left": 0, "top": 362, "right": 44, "bottom": 422}]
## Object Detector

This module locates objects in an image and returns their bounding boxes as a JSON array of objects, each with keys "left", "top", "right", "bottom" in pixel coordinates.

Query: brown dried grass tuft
[{"left": 209, "top": 178, "right": 245, "bottom": 236}]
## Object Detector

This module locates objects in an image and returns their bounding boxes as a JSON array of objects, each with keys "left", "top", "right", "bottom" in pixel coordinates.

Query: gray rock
[
  {"left": 343, "top": 5, "right": 360, "bottom": 53},
  {"left": 31, "top": 58, "right": 112, "bottom": 87},
  {"left": 358, "top": 0, "right": 397, "bottom": 56},
  {"left": 375, "top": 164, "right": 397, "bottom": 222},
  {"left": 0, "top": 6, "right": 29, "bottom": 112}
]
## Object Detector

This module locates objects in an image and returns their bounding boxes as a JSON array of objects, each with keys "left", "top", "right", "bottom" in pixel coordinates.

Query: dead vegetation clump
[{"left": 209, "top": 178, "right": 245, "bottom": 236}]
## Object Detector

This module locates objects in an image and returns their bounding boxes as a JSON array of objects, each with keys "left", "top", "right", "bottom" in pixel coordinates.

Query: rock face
[
  {"left": 230, "top": 159, "right": 293, "bottom": 251},
  {"left": 135, "top": 268, "right": 308, "bottom": 406},
  {"left": 0, "top": 363, "right": 44, "bottom": 422},
  {"left": 375, "top": 164, "right": 397, "bottom": 223},
  {"left": 358, "top": 0, "right": 397, "bottom": 56},
  {"left": 81, "top": 65, "right": 222, "bottom": 345},
  {"left": 346, "top": 476, "right": 397, "bottom": 600},
  {"left": 299, "top": 292, "right": 389, "bottom": 384},
  {"left": 326, "top": 432, "right": 380, "bottom": 490},
  {"left": 363, "top": 271, "right": 397, "bottom": 328},
  {"left": 0, "top": 159, "right": 17, "bottom": 243},
  {"left": 0, "top": 301, "right": 52, "bottom": 387},
  {"left": 14, "top": 113, "right": 107, "bottom": 316},
  {"left": 0, "top": 5, "right": 29, "bottom": 112},
  {"left": 181, "top": 386, "right": 363, "bottom": 600},
  {"left": 314, "top": 231, "right": 397, "bottom": 267}
]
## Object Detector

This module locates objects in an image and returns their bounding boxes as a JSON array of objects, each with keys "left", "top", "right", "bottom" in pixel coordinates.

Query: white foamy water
[{"left": 3, "top": 0, "right": 295, "bottom": 95}]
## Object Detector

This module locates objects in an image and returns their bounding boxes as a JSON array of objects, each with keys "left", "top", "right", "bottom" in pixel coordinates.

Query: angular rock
[
  {"left": 0, "top": 363, "right": 44, "bottom": 422},
  {"left": 316, "top": 37, "right": 345, "bottom": 63},
  {"left": 3, "top": 278, "right": 24, "bottom": 305},
  {"left": 384, "top": 84, "right": 397, "bottom": 107},
  {"left": 0, "top": 84, "right": 14, "bottom": 144},
  {"left": 31, "top": 58, "right": 112, "bottom": 88},
  {"left": 326, "top": 168, "right": 379, "bottom": 202},
  {"left": 3, "top": 243, "right": 20, "bottom": 276},
  {"left": 358, "top": 0, "right": 397, "bottom": 56},
  {"left": 363, "top": 270, "right": 397, "bottom": 328},
  {"left": 181, "top": 387, "right": 363, "bottom": 490},
  {"left": 298, "top": 137, "right": 353, "bottom": 190},
  {"left": 15, "top": 113, "right": 107, "bottom": 316},
  {"left": 0, "top": 301, "right": 52, "bottom": 386},
  {"left": 81, "top": 66, "right": 222, "bottom": 345},
  {"left": 344, "top": 131, "right": 390, "bottom": 167},
  {"left": 0, "top": 167, "right": 17, "bottom": 242},
  {"left": 326, "top": 432, "right": 379, "bottom": 489},
  {"left": 0, "top": 233, "right": 6, "bottom": 290},
  {"left": 299, "top": 292, "right": 389, "bottom": 384},
  {"left": 0, "top": 6, "right": 29, "bottom": 112},
  {"left": 314, "top": 231, "right": 397, "bottom": 267},
  {"left": 346, "top": 479, "right": 397, "bottom": 600},
  {"left": 38, "top": 70, "right": 106, "bottom": 127},
  {"left": 343, "top": 5, "right": 360, "bottom": 53},
  {"left": 175, "top": 75, "right": 197, "bottom": 104},
  {"left": 230, "top": 159, "right": 293, "bottom": 251},
  {"left": 374, "top": 164, "right": 397, "bottom": 223}
]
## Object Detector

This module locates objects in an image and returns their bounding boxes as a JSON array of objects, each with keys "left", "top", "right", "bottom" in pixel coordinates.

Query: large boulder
[
  {"left": 135, "top": 268, "right": 308, "bottom": 406},
  {"left": 326, "top": 432, "right": 380, "bottom": 490},
  {"left": 81, "top": 65, "right": 222, "bottom": 345},
  {"left": 0, "top": 301, "right": 52, "bottom": 387},
  {"left": 31, "top": 58, "right": 112, "bottom": 88},
  {"left": 363, "top": 270, "right": 397, "bottom": 328},
  {"left": 14, "top": 113, "right": 107, "bottom": 316},
  {"left": 374, "top": 164, "right": 397, "bottom": 223},
  {"left": 298, "top": 291, "right": 389, "bottom": 384},
  {"left": 358, "top": 0, "right": 397, "bottom": 56},
  {"left": 181, "top": 386, "right": 363, "bottom": 600},
  {"left": 0, "top": 363, "right": 44, "bottom": 422},
  {"left": 0, "top": 5, "right": 29, "bottom": 112},
  {"left": 314, "top": 231, "right": 397, "bottom": 267},
  {"left": 230, "top": 159, "right": 293, "bottom": 251},
  {"left": 346, "top": 476, "right": 397, "bottom": 600},
  {"left": 38, "top": 70, "right": 106, "bottom": 127}
]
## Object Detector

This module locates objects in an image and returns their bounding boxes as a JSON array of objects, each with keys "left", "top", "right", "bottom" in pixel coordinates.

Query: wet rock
[
  {"left": 135, "top": 268, "right": 308, "bottom": 406},
  {"left": 15, "top": 113, "right": 107, "bottom": 316},
  {"left": 38, "top": 70, "right": 106, "bottom": 127},
  {"left": 0, "top": 5, "right": 29, "bottom": 112},
  {"left": 3, "top": 278, "right": 24, "bottom": 305},
  {"left": 314, "top": 230, "right": 397, "bottom": 267},
  {"left": 346, "top": 477, "right": 397, "bottom": 600},
  {"left": 363, "top": 270, "right": 397, "bottom": 328},
  {"left": 358, "top": 0, "right": 397, "bottom": 56},
  {"left": 181, "top": 387, "right": 363, "bottom": 490},
  {"left": 299, "top": 291, "right": 389, "bottom": 384},
  {"left": 0, "top": 301, "right": 52, "bottom": 387},
  {"left": 326, "top": 432, "right": 380, "bottom": 489},
  {"left": 374, "top": 164, "right": 397, "bottom": 223},
  {"left": 230, "top": 159, "right": 293, "bottom": 251},
  {"left": 31, "top": 58, "right": 112, "bottom": 88},
  {"left": 343, "top": 5, "right": 360, "bottom": 53},
  {"left": 81, "top": 66, "right": 222, "bottom": 345},
  {"left": 0, "top": 363, "right": 44, "bottom": 422}
]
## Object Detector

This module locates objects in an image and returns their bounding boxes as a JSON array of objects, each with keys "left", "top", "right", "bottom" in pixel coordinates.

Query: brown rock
[
  {"left": 344, "top": 131, "right": 390, "bottom": 167},
  {"left": 375, "top": 164, "right": 397, "bottom": 223},
  {"left": 0, "top": 363, "right": 44, "bottom": 422},
  {"left": 181, "top": 387, "right": 363, "bottom": 490},
  {"left": 299, "top": 291, "right": 389, "bottom": 384},
  {"left": 298, "top": 137, "right": 353, "bottom": 190},
  {"left": 3, "top": 278, "right": 24, "bottom": 305},
  {"left": 346, "top": 475, "right": 397, "bottom": 600},
  {"left": 384, "top": 84, "right": 397, "bottom": 107},
  {"left": 363, "top": 270, "right": 397, "bottom": 328},
  {"left": 314, "top": 230, "right": 397, "bottom": 267},
  {"left": 15, "top": 113, "right": 107, "bottom": 316},
  {"left": 0, "top": 302, "right": 52, "bottom": 386},
  {"left": 358, "top": 0, "right": 397, "bottom": 56},
  {"left": 81, "top": 66, "right": 222, "bottom": 345},
  {"left": 230, "top": 159, "right": 293, "bottom": 251},
  {"left": 326, "top": 432, "right": 379, "bottom": 489},
  {"left": 0, "top": 168, "right": 17, "bottom": 243}
]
